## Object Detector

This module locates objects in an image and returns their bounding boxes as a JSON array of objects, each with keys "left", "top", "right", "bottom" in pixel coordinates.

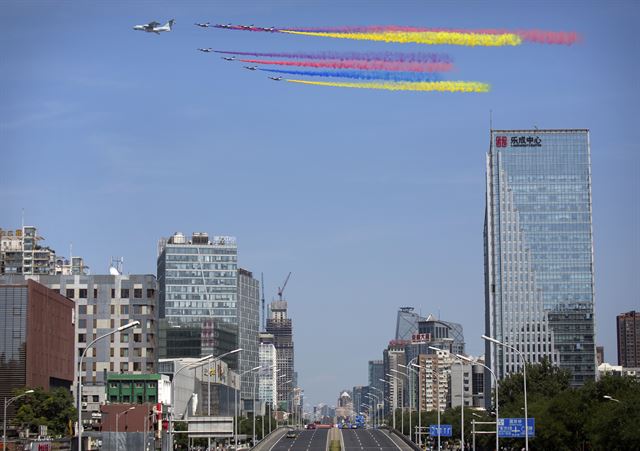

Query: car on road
[{"left": 285, "top": 429, "right": 298, "bottom": 438}]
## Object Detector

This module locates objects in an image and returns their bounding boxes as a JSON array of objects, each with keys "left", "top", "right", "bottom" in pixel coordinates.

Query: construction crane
[
  {"left": 277, "top": 272, "right": 291, "bottom": 301},
  {"left": 261, "top": 272, "right": 266, "bottom": 331}
]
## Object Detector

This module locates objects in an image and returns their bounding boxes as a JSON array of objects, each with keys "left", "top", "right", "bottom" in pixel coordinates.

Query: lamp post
[
  {"left": 410, "top": 363, "right": 425, "bottom": 447},
  {"left": 115, "top": 406, "right": 135, "bottom": 451},
  {"left": 398, "top": 360, "right": 418, "bottom": 443},
  {"left": 430, "top": 346, "right": 465, "bottom": 451},
  {"left": 458, "top": 354, "right": 499, "bottom": 451},
  {"left": 482, "top": 334, "right": 528, "bottom": 451},
  {"left": 378, "top": 379, "right": 395, "bottom": 430},
  {"left": 392, "top": 368, "right": 410, "bottom": 438},
  {"left": 3, "top": 389, "right": 34, "bottom": 451},
  {"left": 365, "top": 394, "right": 379, "bottom": 428},
  {"left": 235, "top": 364, "right": 258, "bottom": 448},
  {"left": 282, "top": 380, "right": 292, "bottom": 427},
  {"left": 370, "top": 386, "right": 384, "bottom": 429},
  {"left": 386, "top": 373, "right": 403, "bottom": 435},
  {"left": 77, "top": 320, "right": 139, "bottom": 451},
  {"left": 251, "top": 366, "right": 263, "bottom": 446},
  {"left": 168, "top": 354, "right": 214, "bottom": 451}
]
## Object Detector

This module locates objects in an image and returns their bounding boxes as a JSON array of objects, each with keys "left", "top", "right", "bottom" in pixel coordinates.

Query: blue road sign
[
  {"left": 498, "top": 418, "right": 535, "bottom": 438},
  {"left": 429, "top": 424, "right": 452, "bottom": 437}
]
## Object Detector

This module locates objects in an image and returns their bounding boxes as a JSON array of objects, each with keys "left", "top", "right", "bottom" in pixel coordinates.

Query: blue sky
[{"left": 1, "top": 1, "right": 638, "bottom": 406}]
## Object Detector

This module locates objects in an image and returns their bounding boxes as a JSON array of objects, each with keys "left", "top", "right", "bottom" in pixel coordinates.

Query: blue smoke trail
[{"left": 259, "top": 68, "right": 443, "bottom": 82}]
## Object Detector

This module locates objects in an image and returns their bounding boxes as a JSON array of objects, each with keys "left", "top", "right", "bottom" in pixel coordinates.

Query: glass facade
[{"left": 485, "top": 129, "right": 596, "bottom": 389}]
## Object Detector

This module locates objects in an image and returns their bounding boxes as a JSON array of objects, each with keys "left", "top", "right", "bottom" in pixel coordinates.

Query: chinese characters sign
[{"left": 495, "top": 135, "right": 542, "bottom": 148}]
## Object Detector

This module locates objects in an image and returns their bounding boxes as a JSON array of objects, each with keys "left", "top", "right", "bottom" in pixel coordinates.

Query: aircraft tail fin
[{"left": 166, "top": 19, "right": 175, "bottom": 30}]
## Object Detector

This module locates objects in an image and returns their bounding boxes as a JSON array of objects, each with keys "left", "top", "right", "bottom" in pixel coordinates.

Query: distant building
[
  {"left": 450, "top": 360, "right": 485, "bottom": 409},
  {"left": 396, "top": 307, "right": 422, "bottom": 341},
  {"left": 106, "top": 373, "right": 171, "bottom": 404},
  {"left": 383, "top": 341, "right": 406, "bottom": 414},
  {"left": 418, "top": 315, "right": 465, "bottom": 355},
  {"left": 417, "top": 351, "right": 449, "bottom": 413},
  {"left": 259, "top": 333, "right": 277, "bottom": 410},
  {"left": 617, "top": 311, "right": 640, "bottom": 367},
  {"left": 597, "top": 362, "right": 640, "bottom": 380},
  {"left": 0, "top": 226, "right": 88, "bottom": 275},
  {"left": 596, "top": 346, "right": 604, "bottom": 366},
  {"left": 485, "top": 129, "right": 596, "bottom": 394},
  {"left": 0, "top": 278, "right": 74, "bottom": 428},
  {"left": 266, "top": 300, "right": 294, "bottom": 410}
]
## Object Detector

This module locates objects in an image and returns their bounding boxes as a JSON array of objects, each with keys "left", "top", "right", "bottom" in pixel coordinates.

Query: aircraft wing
[{"left": 146, "top": 21, "right": 160, "bottom": 30}]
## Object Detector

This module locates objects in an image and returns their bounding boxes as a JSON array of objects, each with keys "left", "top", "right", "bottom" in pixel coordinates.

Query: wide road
[
  {"left": 341, "top": 428, "right": 414, "bottom": 451},
  {"left": 267, "top": 428, "right": 329, "bottom": 451}
]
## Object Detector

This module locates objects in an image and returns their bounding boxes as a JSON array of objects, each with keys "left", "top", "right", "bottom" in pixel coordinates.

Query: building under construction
[{"left": 266, "top": 300, "right": 294, "bottom": 411}]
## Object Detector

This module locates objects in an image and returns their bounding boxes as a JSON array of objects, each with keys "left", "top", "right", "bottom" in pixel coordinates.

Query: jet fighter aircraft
[
  {"left": 198, "top": 48, "right": 214, "bottom": 53},
  {"left": 133, "top": 19, "right": 175, "bottom": 34},
  {"left": 194, "top": 22, "right": 210, "bottom": 28},
  {"left": 268, "top": 76, "right": 283, "bottom": 81},
  {"left": 216, "top": 23, "right": 233, "bottom": 29},
  {"left": 243, "top": 66, "right": 258, "bottom": 70},
  {"left": 221, "top": 56, "right": 236, "bottom": 61}
]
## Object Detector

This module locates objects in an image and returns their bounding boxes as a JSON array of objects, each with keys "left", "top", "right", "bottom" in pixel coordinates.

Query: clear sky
[{"left": 2, "top": 0, "right": 638, "bottom": 407}]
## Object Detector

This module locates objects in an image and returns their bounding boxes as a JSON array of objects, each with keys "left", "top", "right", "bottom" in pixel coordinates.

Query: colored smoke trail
[
  {"left": 279, "top": 30, "right": 523, "bottom": 46},
  {"left": 281, "top": 26, "right": 580, "bottom": 45},
  {"left": 214, "top": 50, "right": 451, "bottom": 63},
  {"left": 260, "top": 68, "right": 442, "bottom": 82},
  {"left": 239, "top": 58, "right": 452, "bottom": 72},
  {"left": 285, "top": 79, "right": 490, "bottom": 93}
]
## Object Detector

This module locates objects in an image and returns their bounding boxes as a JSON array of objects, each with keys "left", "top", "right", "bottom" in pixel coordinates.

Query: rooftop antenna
[{"left": 261, "top": 272, "right": 266, "bottom": 330}]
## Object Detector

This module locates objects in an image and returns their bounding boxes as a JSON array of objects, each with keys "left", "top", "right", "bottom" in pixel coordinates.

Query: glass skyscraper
[{"left": 484, "top": 129, "right": 596, "bottom": 390}]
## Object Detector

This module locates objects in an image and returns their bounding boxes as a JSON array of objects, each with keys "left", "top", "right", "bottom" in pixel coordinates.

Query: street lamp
[
  {"left": 78, "top": 320, "right": 139, "bottom": 451},
  {"left": 399, "top": 360, "right": 418, "bottom": 443},
  {"left": 603, "top": 395, "right": 620, "bottom": 403},
  {"left": 3, "top": 389, "right": 34, "bottom": 451},
  {"left": 168, "top": 354, "right": 214, "bottom": 450},
  {"left": 251, "top": 365, "right": 263, "bottom": 446},
  {"left": 386, "top": 373, "right": 404, "bottom": 435},
  {"left": 482, "top": 334, "right": 529, "bottom": 451},
  {"left": 378, "top": 378, "right": 395, "bottom": 430},
  {"left": 430, "top": 346, "right": 466, "bottom": 451},
  {"left": 365, "top": 394, "right": 379, "bottom": 428},
  {"left": 369, "top": 386, "right": 385, "bottom": 429},
  {"left": 115, "top": 406, "right": 136, "bottom": 451},
  {"left": 392, "top": 368, "right": 410, "bottom": 438},
  {"left": 457, "top": 354, "right": 499, "bottom": 451}
]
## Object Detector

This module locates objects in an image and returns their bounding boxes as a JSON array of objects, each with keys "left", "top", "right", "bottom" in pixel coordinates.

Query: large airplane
[
  {"left": 268, "top": 76, "right": 283, "bottom": 81},
  {"left": 221, "top": 56, "right": 236, "bottom": 61},
  {"left": 133, "top": 19, "right": 175, "bottom": 34},
  {"left": 194, "top": 22, "right": 210, "bottom": 28},
  {"left": 243, "top": 65, "right": 258, "bottom": 71},
  {"left": 197, "top": 48, "right": 214, "bottom": 53}
]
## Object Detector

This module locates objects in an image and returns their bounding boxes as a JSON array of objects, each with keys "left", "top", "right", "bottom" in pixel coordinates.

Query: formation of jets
[
  {"left": 133, "top": 20, "right": 284, "bottom": 82},
  {"left": 133, "top": 19, "right": 175, "bottom": 34}
]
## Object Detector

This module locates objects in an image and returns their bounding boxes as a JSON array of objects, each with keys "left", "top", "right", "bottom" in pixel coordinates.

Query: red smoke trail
[{"left": 238, "top": 59, "right": 453, "bottom": 72}]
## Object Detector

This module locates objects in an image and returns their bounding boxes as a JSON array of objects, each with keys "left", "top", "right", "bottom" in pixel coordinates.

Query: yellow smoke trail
[
  {"left": 285, "top": 79, "right": 490, "bottom": 93},
  {"left": 280, "top": 30, "right": 522, "bottom": 47}
]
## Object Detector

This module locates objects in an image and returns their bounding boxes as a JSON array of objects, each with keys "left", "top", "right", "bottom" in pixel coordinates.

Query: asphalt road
[
  {"left": 267, "top": 428, "right": 329, "bottom": 451},
  {"left": 341, "top": 428, "right": 413, "bottom": 451}
]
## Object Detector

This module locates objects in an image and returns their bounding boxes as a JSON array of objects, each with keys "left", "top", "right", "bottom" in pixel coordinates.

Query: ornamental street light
[
  {"left": 430, "top": 346, "right": 466, "bottom": 451},
  {"left": 369, "top": 386, "right": 385, "bottom": 429},
  {"left": 78, "top": 320, "right": 139, "bottom": 451},
  {"left": 399, "top": 359, "right": 418, "bottom": 443},
  {"left": 386, "top": 373, "right": 404, "bottom": 435},
  {"left": 603, "top": 395, "right": 621, "bottom": 403},
  {"left": 391, "top": 368, "right": 410, "bottom": 438},
  {"left": 410, "top": 362, "right": 426, "bottom": 447},
  {"left": 458, "top": 354, "right": 499, "bottom": 451},
  {"left": 3, "top": 389, "right": 34, "bottom": 451},
  {"left": 482, "top": 334, "right": 529, "bottom": 451},
  {"left": 115, "top": 406, "right": 136, "bottom": 451},
  {"left": 251, "top": 366, "right": 263, "bottom": 446}
]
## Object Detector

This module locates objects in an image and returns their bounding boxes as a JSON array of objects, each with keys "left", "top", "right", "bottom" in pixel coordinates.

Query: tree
[{"left": 13, "top": 387, "right": 76, "bottom": 437}]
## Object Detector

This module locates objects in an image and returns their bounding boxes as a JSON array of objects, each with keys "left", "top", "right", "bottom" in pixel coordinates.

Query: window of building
[
  {"left": 120, "top": 305, "right": 129, "bottom": 315},
  {"left": 79, "top": 289, "right": 88, "bottom": 299},
  {"left": 111, "top": 289, "right": 115, "bottom": 298},
  {"left": 78, "top": 305, "right": 87, "bottom": 314},
  {"left": 134, "top": 288, "right": 142, "bottom": 299},
  {"left": 78, "top": 319, "right": 87, "bottom": 329},
  {"left": 110, "top": 305, "right": 115, "bottom": 315},
  {"left": 93, "top": 288, "right": 98, "bottom": 298},
  {"left": 120, "top": 363, "right": 128, "bottom": 372},
  {"left": 110, "top": 348, "right": 114, "bottom": 357},
  {"left": 121, "top": 288, "right": 130, "bottom": 298},
  {"left": 78, "top": 334, "right": 86, "bottom": 343},
  {"left": 133, "top": 333, "right": 141, "bottom": 343},
  {"left": 121, "top": 334, "right": 129, "bottom": 343},
  {"left": 120, "top": 348, "right": 129, "bottom": 357},
  {"left": 147, "top": 289, "right": 155, "bottom": 298},
  {"left": 66, "top": 288, "right": 75, "bottom": 298},
  {"left": 133, "top": 362, "right": 141, "bottom": 372}
]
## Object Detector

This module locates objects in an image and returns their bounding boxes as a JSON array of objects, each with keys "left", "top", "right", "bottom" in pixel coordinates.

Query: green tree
[{"left": 13, "top": 387, "right": 76, "bottom": 437}]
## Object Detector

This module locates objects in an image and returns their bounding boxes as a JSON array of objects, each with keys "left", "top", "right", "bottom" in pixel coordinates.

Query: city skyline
[{"left": 2, "top": 1, "right": 639, "bottom": 406}]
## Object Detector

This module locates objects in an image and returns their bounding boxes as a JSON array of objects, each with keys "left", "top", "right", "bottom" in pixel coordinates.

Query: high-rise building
[
  {"left": 382, "top": 341, "right": 406, "bottom": 413},
  {"left": 417, "top": 352, "right": 449, "bottom": 413},
  {"left": 157, "top": 232, "right": 239, "bottom": 367},
  {"left": 0, "top": 278, "right": 74, "bottom": 428},
  {"left": 265, "top": 300, "right": 294, "bottom": 410},
  {"left": 394, "top": 307, "right": 465, "bottom": 355},
  {"left": 596, "top": 346, "right": 604, "bottom": 366},
  {"left": 617, "top": 311, "right": 640, "bottom": 367},
  {"left": 0, "top": 226, "right": 88, "bottom": 276},
  {"left": 485, "top": 129, "right": 596, "bottom": 392},
  {"left": 258, "top": 333, "right": 277, "bottom": 409},
  {"left": 237, "top": 269, "right": 260, "bottom": 402}
]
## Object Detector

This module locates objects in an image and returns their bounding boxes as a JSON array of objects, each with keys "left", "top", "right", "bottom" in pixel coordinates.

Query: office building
[
  {"left": 450, "top": 360, "right": 485, "bottom": 409},
  {"left": 265, "top": 300, "right": 294, "bottom": 410},
  {"left": 485, "top": 129, "right": 596, "bottom": 392},
  {"left": 237, "top": 268, "right": 260, "bottom": 403},
  {"left": 157, "top": 233, "right": 240, "bottom": 367},
  {"left": 394, "top": 307, "right": 465, "bottom": 355},
  {"left": 596, "top": 346, "right": 604, "bottom": 366},
  {"left": 382, "top": 341, "right": 406, "bottom": 413},
  {"left": 0, "top": 278, "right": 74, "bottom": 428},
  {"left": 617, "top": 311, "right": 640, "bottom": 367},
  {"left": 417, "top": 351, "right": 450, "bottom": 412}
]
